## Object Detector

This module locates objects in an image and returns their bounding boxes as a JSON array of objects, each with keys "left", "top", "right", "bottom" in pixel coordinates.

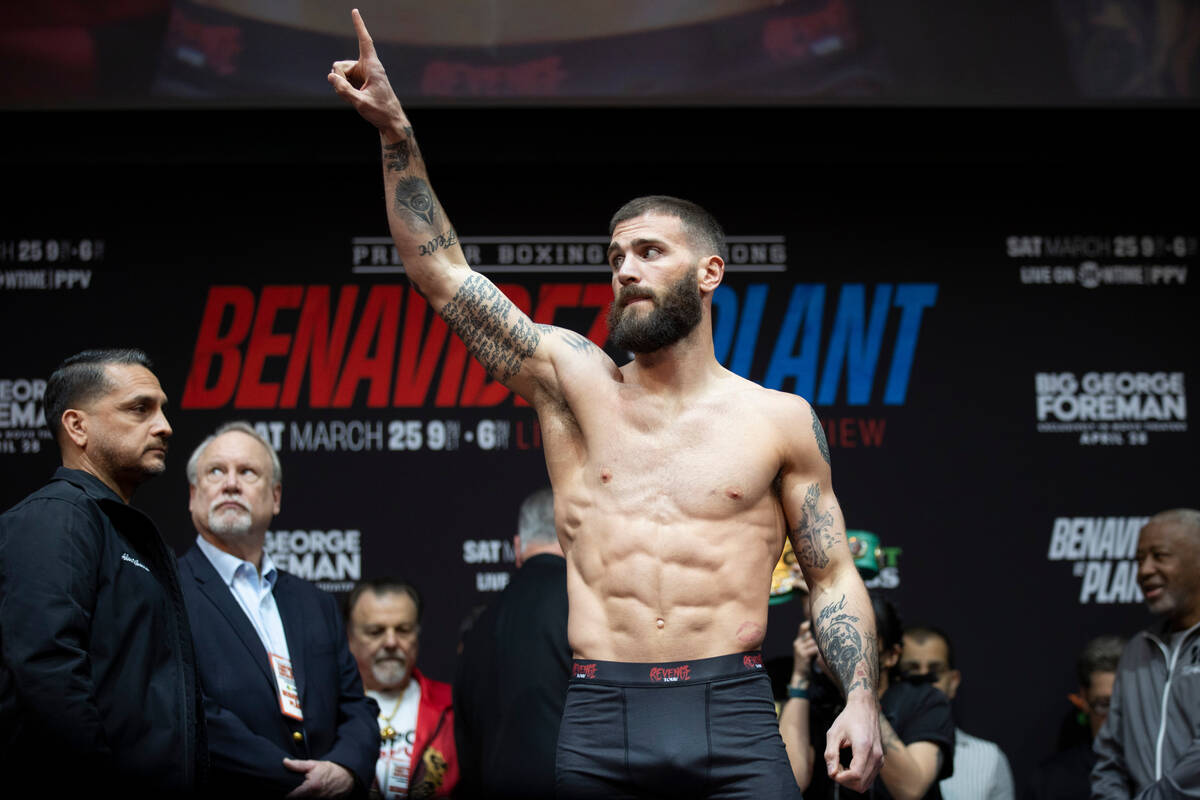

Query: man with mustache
[
  {"left": 179, "top": 422, "right": 379, "bottom": 797},
  {"left": 0, "top": 349, "right": 206, "bottom": 793},
  {"left": 330, "top": 10, "right": 882, "bottom": 797},
  {"left": 346, "top": 579, "right": 458, "bottom": 798}
]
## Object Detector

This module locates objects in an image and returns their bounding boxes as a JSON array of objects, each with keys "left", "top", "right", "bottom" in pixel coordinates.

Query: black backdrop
[{"left": 1, "top": 105, "right": 1196, "bottom": 789}]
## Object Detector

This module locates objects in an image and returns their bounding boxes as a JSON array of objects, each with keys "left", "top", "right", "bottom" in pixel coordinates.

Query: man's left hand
[
  {"left": 283, "top": 758, "right": 356, "bottom": 798},
  {"left": 824, "top": 692, "right": 884, "bottom": 792}
]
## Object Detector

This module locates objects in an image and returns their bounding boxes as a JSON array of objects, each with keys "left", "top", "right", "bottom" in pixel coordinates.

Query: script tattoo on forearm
[
  {"left": 813, "top": 595, "right": 878, "bottom": 697},
  {"left": 442, "top": 275, "right": 541, "bottom": 383},
  {"left": 394, "top": 176, "right": 436, "bottom": 228},
  {"left": 418, "top": 229, "right": 457, "bottom": 257},
  {"left": 811, "top": 407, "right": 831, "bottom": 466},
  {"left": 792, "top": 483, "right": 837, "bottom": 570}
]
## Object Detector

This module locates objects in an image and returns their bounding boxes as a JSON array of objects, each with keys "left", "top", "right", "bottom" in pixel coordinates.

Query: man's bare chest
[{"left": 566, "top": 401, "right": 783, "bottom": 520}]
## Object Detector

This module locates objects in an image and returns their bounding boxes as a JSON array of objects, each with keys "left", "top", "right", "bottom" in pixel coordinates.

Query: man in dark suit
[
  {"left": 454, "top": 486, "right": 571, "bottom": 800},
  {"left": 179, "top": 421, "right": 379, "bottom": 797}
]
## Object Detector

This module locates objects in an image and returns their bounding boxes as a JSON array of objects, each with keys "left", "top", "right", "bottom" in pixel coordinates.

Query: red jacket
[{"left": 407, "top": 669, "right": 458, "bottom": 798}]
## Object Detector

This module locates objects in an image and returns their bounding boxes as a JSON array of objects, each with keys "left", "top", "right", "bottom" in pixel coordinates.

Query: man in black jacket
[
  {"left": 454, "top": 486, "right": 571, "bottom": 800},
  {"left": 0, "top": 349, "right": 207, "bottom": 793}
]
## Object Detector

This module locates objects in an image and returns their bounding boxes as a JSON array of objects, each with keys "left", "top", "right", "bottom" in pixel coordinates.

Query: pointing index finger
[{"left": 351, "top": 8, "right": 375, "bottom": 59}]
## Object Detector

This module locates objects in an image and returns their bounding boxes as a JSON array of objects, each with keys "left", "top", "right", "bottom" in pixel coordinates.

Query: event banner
[{"left": 1, "top": 108, "right": 1196, "bottom": 784}]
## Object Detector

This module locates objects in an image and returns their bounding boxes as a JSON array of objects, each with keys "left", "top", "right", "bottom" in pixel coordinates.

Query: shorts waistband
[{"left": 570, "top": 651, "right": 765, "bottom": 685}]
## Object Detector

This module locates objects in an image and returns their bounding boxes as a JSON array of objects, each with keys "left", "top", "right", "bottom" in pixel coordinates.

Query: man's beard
[
  {"left": 95, "top": 436, "right": 169, "bottom": 487},
  {"left": 372, "top": 653, "right": 409, "bottom": 688},
  {"left": 208, "top": 498, "right": 253, "bottom": 537},
  {"left": 607, "top": 269, "right": 703, "bottom": 353}
]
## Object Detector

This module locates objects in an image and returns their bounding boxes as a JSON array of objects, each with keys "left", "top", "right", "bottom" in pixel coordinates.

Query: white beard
[
  {"left": 208, "top": 504, "right": 252, "bottom": 537},
  {"left": 372, "top": 656, "right": 409, "bottom": 688}
]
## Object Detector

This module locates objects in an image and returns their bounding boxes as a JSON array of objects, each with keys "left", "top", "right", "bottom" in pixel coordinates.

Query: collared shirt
[
  {"left": 940, "top": 728, "right": 1015, "bottom": 800},
  {"left": 195, "top": 535, "right": 291, "bottom": 660}
]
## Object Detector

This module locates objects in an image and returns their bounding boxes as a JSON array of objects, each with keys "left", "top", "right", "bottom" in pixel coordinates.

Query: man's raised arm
[
  {"left": 780, "top": 398, "right": 883, "bottom": 793},
  {"left": 328, "top": 9, "right": 597, "bottom": 402}
]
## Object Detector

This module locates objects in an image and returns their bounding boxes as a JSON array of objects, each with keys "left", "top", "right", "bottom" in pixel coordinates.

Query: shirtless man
[{"left": 329, "top": 11, "right": 882, "bottom": 797}]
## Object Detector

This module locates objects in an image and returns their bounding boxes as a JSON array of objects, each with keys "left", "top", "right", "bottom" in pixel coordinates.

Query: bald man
[{"left": 1092, "top": 509, "right": 1200, "bottom": 799}]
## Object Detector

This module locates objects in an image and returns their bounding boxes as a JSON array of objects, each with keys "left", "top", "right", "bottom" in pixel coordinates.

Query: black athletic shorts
[{"left": 555, "top": 651, "right": 803, "bottom": 799}]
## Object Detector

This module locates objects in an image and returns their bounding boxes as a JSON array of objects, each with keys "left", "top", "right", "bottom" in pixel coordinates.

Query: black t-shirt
[
  {"left": 1027, "top": 742, "right": 1094, "bottom": 800},
  {"left": 807, "top": 677, "right": 956, "bottom": 800}
]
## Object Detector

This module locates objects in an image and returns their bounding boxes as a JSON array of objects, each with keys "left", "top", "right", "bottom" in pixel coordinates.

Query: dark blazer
[
  {"left": 454, "top": 553, "right": 571, "bottom": 800},
  {"left": 0, "top": 468, "right": 206, "bottom": 794},
  {"left": 178, "top": 544, "right": 379, "bottom": 796}
]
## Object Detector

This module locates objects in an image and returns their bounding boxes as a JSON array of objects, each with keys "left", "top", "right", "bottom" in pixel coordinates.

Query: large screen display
[{"left": 3, "top": 0, "right": 1197, "bottom": 108}]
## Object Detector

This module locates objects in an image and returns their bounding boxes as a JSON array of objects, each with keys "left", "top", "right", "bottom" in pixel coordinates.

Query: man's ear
[
  {"left": 272, "top": 482, "right": 282, "bottom": 516},
  {"left": 882, "top": 643, "right": 903, "bottom": 670},
  {"left": 946, "top": 668, "right": 962, "bottom": 700},
  {"left": 513, "top": 534, "right": 523, "bottom": 568},
  {"left": 61, "top": 408, "right": 88, "bottom": 449},
  {"left": 698, "top": 254, "right": 724, "bottom": 294}
]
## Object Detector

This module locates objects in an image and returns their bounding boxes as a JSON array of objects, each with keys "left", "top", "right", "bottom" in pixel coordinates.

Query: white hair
[
  {"left": 517, "top": 487, "right": 556, "bottom": 549},
  {"left": 186, "top": 421, "right": 282, "bottom": 486}
]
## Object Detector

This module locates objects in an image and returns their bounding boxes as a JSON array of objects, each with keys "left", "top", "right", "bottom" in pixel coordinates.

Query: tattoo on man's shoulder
[
  {"left": 792, "top": 483, "right": 838, "bottom": 570},
  {"left": 535, "top": 324, "right": 601, "bottom": 356},
  {"left": 441, "top": 274, "right": 542, "bottom": 383},
  {"left": 811, "top": 407, "right": 831, "bottom": 466},
  {"left": 394, "top": 177, "right": 436, "bottom": 228},
  {"left": 813, "top": 595, "right": 878, "bottom": 697},
  {"left": 418, "top": 229, "right": 457, "bottom": 257},
  {"left": 561, "top": 329, "right": 601, "bottom": 355},
  {"left": 383, "top": 139, "right": 412, "bottom": 173}
]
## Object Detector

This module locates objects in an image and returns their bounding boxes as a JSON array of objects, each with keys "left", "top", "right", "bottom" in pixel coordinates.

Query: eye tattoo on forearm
[{"left": 394, "top": 177, "right": 436, "bottom": 227}]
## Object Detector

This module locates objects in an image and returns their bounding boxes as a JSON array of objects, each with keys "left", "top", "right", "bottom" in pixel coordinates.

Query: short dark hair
[
  {"left": 44, "top": 349, "right": 153, "bottom": 442},
  {"left": 1076, "top": 635, "right": 1126, "bottom": 687},
  {"left": 903, "top": 625, "right": 956, "bottom": 670},
  {"left": 609, "top": 195, "right": 727, "bottom": 261},
  {"left": 345, "top": 577, "right": 423, "bottom": 625}
]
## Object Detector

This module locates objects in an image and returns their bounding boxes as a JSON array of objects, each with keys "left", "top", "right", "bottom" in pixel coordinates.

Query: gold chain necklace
[{"left": 379, "top": 692, "right": 404, "bottom": 742}]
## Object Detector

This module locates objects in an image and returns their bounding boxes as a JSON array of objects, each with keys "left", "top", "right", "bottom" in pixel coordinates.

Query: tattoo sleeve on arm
[
  {"left": 811, "top": 407, "right": 831, "bottom": 466},
  {"left": 813, "top": 595, "right": 879, "bottom": 697},
  {"left": 441, "top": 274, "right": 542, "bottom": 383},
  {"left": 394, "top": 176, "right": 437, "bottom": 229},
  {"left": 791, "top": 483, "right": 838, "bottom": 570}
]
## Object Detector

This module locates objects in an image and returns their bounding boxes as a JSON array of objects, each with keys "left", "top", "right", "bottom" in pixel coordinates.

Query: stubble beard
[
  {"left": 94, "top": 435, "right": 168, "bottom": 491},
  {"left": 607, "top": 269, "right": 703, "bottom": 353}
]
